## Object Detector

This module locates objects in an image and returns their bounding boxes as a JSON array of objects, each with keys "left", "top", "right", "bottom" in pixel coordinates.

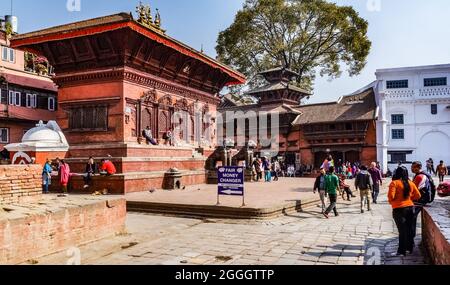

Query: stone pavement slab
[{"left": 30, "top": 178, "right": 428, "bottom": 265}]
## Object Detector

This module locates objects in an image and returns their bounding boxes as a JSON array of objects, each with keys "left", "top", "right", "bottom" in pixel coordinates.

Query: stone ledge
[
  {"left": 422, "top": 198, "right": 450, "bottom": 265},
  {"left": 127, "top": 198, "right": 318, "bottom": 220}
]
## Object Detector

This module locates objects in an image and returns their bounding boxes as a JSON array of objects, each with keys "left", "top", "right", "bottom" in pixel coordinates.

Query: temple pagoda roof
[
  {"left": 292, "top": 88, "right": 377, "bottom": 125},
  {"left": 247, "top": 81, "right": 310, "bottom": 96},
  {"left": 11, "top": 12, "right": 245, "bottom": 86}
]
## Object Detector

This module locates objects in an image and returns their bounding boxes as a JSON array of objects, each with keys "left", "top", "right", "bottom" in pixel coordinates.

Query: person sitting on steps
[{"left": 143, "top": 126, "right": 158, "bottom": 145}]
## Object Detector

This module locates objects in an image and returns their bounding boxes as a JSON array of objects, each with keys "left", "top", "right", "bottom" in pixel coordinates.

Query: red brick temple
[
  {"left": 10, "top": 10, "right": 245, "bottom": 193},
  {"left": 219, "top": 67, "right": 378, "bottom": 173}
]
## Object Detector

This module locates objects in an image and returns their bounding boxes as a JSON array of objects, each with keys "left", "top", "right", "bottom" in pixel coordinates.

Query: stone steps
[{"left": 50, "top": 170, "right": 207, "bottom": 194}]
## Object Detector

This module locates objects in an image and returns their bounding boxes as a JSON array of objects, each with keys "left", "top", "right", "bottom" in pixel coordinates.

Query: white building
[{"left": 375, "top": 64, "right": 450, "bottom": 173}]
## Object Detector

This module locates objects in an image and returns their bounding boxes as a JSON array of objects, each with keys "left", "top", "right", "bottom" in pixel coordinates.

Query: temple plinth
[{"left": 11, "top": 12, "right": 245, "bottom": 193}]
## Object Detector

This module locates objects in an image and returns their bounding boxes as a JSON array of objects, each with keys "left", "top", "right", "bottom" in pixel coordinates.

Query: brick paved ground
[
  {"left": 31, "top": 178, "right": 428, "bottom": 265},
  {"left": 126, "top": 178, "right": 318, "bottom": 208}
]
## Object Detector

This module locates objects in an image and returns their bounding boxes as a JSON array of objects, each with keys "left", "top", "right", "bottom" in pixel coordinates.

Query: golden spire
[
  {"left": 144, "top": 4, "right": 152, "bottom": 25},
  {"left": 154, "top": 8, "right": 161, "bottom": 27},
  {"left": 136, "top": 1, "right": 146, "bottom": 24},
  {"left": 135, "top": 2, "right": 165, "bottom": 33}
]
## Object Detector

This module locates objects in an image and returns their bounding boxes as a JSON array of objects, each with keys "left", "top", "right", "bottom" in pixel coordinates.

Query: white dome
[
  {"left": 23, "top": 126, "right": 61, "bottom": 143},
  {"left": 5, "top": 121, "right": 69, "bottom": 152}
]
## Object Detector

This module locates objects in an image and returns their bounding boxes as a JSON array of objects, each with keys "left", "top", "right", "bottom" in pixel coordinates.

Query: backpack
[
  {"left": 357, "top": 172, "right": 371, "bottom": 190},
  {"left": 416, "top": 171, "right": 436, "bottom": 205}
]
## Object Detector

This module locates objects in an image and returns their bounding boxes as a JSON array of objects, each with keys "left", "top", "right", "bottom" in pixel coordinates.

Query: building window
[
  {"left": 9, "top": 91, "right": 21, "bottom": 106},
  {"left": 431, "top": 104, "right": 438, "bottom": 115},
  {"left": 424, "top": 77, "right": 447, "bottom": 87},
  {"left": 26, "top": 94, "right": 37, "bottom": 108},
  {"left": 391, "top": 153, "right": 407, "bottom": 164},
  {"left": 0, "top": 89, "right": 7, "bottom": 104},
  {"left": 391, "top": 114, "right": 404, "bottom": 125},
  {"left": 0, "top": 128, "right": 8, "bottom": 143},
  {"left": 1, "top": 46, "right": 15, "bottom": 63},
  {"left": 392, "top": 129, "right": 405, "bottom": 140},
  {"left": 345, "top": 123, "right": 353, "bottom": 130},
  {"left": 48, "top": 97, "right": 56, "bottom": 111},
  {"left": 387, "top": 80, "right": 409, "bottom": 89},
  {"left": 69, "top": 105, "right": 108, "bottom": 131}
]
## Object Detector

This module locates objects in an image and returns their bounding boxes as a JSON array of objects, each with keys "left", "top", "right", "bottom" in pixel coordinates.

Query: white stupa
[
  {"left": 5, "top": 121, "right": 69, "bottom": 164},
  {"left": 6, "top": 121, "right": 69, "bottom": 152}
]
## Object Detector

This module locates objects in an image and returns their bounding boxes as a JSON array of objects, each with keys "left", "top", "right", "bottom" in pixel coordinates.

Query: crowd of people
[
  {"left": 40, "top": 156, "right": 117, "bottom": 196},
  {"left": 313, "top": 154, "right": 440, "bottom": 257}
]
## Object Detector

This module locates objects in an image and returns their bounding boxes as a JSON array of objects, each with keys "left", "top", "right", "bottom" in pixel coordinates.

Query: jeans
[
  {"left": 319, "top": 190, "right": 327, "bottom": 212},
  {"left": 411, "top": 205, "right": 423, "bottom": 238},
  {"left": 343, "top": 187, "right": 353, "bottom": 200},
  {"left": 393, "top": 207, "right": 415, "bottom": 254},
  {"left": 256, "top": 172, "right": 262, "bottom": 181},
  {"left": 83, "top": 173, "right": 93, "bottom": 186},
  {"left": 439, "top": 174, "right": 445, "bottom": 183},
  {"left": 43, "top": 184, "right": 49, "bottom": 193},
  {"left": 325, "top": 194, "right": 338, "bottom": 216},
  {"left": 372, "top": 183, "right": 380, "bottom": 203},
  {"left": 265, "top": 171, "right": 271, "bottom": 182},
  {"left": 360, "top": 189, "right": 371, "bottom": 211}
]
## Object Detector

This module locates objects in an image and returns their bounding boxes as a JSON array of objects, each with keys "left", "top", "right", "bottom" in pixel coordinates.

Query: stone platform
[
  {"left": 0, "top": 195, "right": 126, "bottom": 264},
  {"left": 126, "top": 178, "right": 320, "bottom": 219},
  {"left": 51, "top": 170, "right": 207, "bottom": 195},
  {"left": 1, "top": 164, "right": 126, "bottom": 265},
  {"left": 51, "top": 143, "right": 211, "bottom": 194}
]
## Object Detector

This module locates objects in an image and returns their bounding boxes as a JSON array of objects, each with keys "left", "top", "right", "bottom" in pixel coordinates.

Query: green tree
[{"left": 216, "top": 0, "right": 371, "bottom": 92}]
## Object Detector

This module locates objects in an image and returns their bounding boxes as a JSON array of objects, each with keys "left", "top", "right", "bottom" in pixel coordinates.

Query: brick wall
[
  {"left": 422, "top": 204, "right": 450, "bottom": 265},
  {"left": 0, "top": 197, "right": 126, "bottom": 264},
  {"left": 0, "top": 165, "right": 42, "bottom": 204}
]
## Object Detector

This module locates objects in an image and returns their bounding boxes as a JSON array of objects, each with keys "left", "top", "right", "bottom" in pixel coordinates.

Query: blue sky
[{"left": 2, "top": 0, "right": 450, "bottom": 103}]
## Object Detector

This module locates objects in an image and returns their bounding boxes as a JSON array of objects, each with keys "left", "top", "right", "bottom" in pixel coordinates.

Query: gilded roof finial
[
  {"left": 135, "top": 1, "right": 165, "bottom": 33},
  {"left": 154, "top": 8, "right": 161, "bottom": 27},
  {"left": 136, "top": 1, "right": 146, "bottom": 24},
  {"left": 144, "top": 4, "right": 152, "bottom": 25}
]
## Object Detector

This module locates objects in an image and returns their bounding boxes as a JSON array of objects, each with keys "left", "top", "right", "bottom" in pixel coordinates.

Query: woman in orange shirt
[{"left": 388, "top": 166, "right": 421, "bottom": 256}]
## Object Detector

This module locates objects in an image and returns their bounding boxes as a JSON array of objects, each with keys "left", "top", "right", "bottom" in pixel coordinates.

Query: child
[{"left": 339, "top": 174, "right": 355, "bottom": 201}]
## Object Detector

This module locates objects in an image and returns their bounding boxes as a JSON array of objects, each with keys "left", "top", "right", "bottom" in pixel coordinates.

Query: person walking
[
  {"left": 272, "top": 161, "right": 280, "bottom": 181},
  {"left": 411, "top": 161, "right": 436, "bottom": 239},
  {"left": 59, "top": 160, "right": 71, "bottom": 197},
  {"left": 314, "top": 169, "right": 327, "bottom": 213},
  {"left": 426, "top": 158, "right": 433, "bottom": 175},
  {"left": 42, "top": 159, "right": 52, "bottom": 194},
  {"left": 388, "top": 166, "right": 421, "bottom": 256},
  {"left": 83, "top": 157, "right": 98, "bottom": 189},
  {"left": 262, "top": 158, "right": 271, "bottom": 182},
  {"left": 368, "top": 162, "right": 383, "bottom": 204},
  {"left": 323, "top": 166, "right": 340, "bottom": 219},
  {"left": 253, "top": 159, "right": 262, "bottom": 182},
  {"left": 436, "top": 160, "right": 448, "bottom": 183},
  {"left": 430, "top": 158, "right": 436, "bottom": 175},
  {"left": 339, "top": 174, "right": 355, "bottom": 201},
  {"left": 355, "top": 165, "right": 373, "bottom": 213}
]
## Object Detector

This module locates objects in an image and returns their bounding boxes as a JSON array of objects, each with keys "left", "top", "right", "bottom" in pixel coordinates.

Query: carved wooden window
[
  {"left": 158, "top": 110, "right": 169, "bottom": 138},
  {"left": 69, "top": 105, "right": 108, "bottom": 131}
]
